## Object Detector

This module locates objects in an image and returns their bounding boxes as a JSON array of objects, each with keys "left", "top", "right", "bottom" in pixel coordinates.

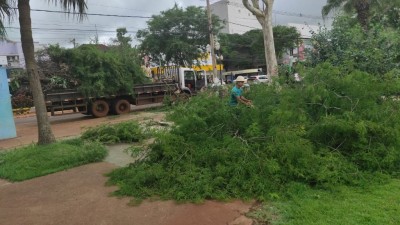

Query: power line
[
  {"left": 225, "top": 2, "right": 333, "bottom": 20},
  {"left": 11, "top": 8, "right": 152, "bottom": 19},
  {"left": 5, "top": 26, "right": 137, "bottom": 33}
]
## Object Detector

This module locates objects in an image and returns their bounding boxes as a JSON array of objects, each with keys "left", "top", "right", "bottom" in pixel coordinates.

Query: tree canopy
[
  {"left": 322, "top": 0, "right": 400, "bottom": 30},
  {"left": 219, "top": 27, "right": 300, "bottom": 71},
  {"left": 309, "top": 15, "right": 400, "bottom": 76},
  {"left": 137, "top": 4, "right": 222, "bottom": 67}
]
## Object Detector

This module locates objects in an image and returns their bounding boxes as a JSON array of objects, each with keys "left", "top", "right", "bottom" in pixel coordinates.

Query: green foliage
[
  {"left": 108, "top": 63, "right": 400, "bottom": 202},
  {"left": 137, "top": 4, "right": 222, "bottom": 66},
  {"left": 273, "top": 26, "right": 301, "bottom": 58},
  {"left": 0, "top": 1, "right": 16, "bottom": 37},
  {"left": 81, "top": 121, "right": 146, "bottom": 144},
  {"left": 0, "top": 139, "right": 107, "bottom": 181},
  {"left": 111, "top": 27, "right": 132, "bottom": 47},
  {"left": 44, "top": 43, "right": 147, "bottom": 97},
  {"left": 309, "top": 16, "right": 400, "bottom": 75},
  {"left": 220, "top": 27, "right": 300, "bottom": 70}
]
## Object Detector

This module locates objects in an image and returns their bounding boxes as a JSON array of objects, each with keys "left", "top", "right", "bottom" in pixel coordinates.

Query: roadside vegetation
[{"left": 0, "top": 139, "right": 107, "bottom": 181}]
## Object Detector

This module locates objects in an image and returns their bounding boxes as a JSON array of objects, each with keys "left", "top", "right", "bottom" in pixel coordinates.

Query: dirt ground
[{"left": 0, "top": 106, "right": 254, "bottom": 225}]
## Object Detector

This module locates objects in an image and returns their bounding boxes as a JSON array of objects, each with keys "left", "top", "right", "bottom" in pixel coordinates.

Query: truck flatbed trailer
[{"left": 45, "top": 82, "right": 177, "bottom": 117}]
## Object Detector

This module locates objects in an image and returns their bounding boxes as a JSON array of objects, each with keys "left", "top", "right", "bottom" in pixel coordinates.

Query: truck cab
[{"left": 153, "top": 66, "right": 209, "bottom": 95}]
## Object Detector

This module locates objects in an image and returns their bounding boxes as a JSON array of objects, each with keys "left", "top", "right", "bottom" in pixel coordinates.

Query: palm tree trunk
[
  {"left": 18, "top": 0, "right": 55, "bottom": 144},
  {"left": 355, "top": 0, "right": 370, "bottom": 31}
]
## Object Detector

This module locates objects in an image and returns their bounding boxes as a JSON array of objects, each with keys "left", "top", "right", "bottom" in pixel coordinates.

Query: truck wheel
[
  {"left": 113, "top": 99, "right": 131, "bottom": 115},
  {"left": 178, "top": 93, "right": 190, "bottom": 101},
  {"left": 91, "top": 100, "right": 109, "bottom": 118}
]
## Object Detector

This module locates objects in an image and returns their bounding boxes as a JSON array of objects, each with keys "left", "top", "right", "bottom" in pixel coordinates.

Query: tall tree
[
  {"left": 112, "top": 27, "right": 132, "bottom": 47},
  {"left": 12, "top": 0, "right": 87, "bottom": 145},
  {"left": 242, "top": 0, "right": 278, "bottom": 76},
  {"left": 322, "top": 0, "right": 400, "bottom": 30},
  {"left": 322, "top": 0, "right": 374, "bottom": 30},
  {"left": 137, "top": 4, "right": 222, "bottom": 67}
]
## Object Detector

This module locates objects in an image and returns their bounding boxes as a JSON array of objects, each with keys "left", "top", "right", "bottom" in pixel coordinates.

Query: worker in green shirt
[{"left": 229, "top": 76, "right": 253, "bottom": 107}]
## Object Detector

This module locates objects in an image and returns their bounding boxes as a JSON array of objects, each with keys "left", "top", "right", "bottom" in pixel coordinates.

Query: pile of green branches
[
  {"left": 107, "top": 63, "right": 400, "bottom": 202},
  {"left": 39, "top": 44, "right": 148, "bottom": 97}
]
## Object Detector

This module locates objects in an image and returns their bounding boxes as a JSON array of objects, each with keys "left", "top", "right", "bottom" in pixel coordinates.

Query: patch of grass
[
  {"left": 249, "top": 180, "right": 400, "bottom": 225},
  {"left": 0, "top": 139, "right": 107, "bottom": 181},
  {"left": 81, "top": 120, "right": 146, "bottom": 144}
]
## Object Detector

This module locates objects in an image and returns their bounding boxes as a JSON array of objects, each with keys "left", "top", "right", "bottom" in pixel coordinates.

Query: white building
[
  {"left": 211, "top": 0, "right": 261, "bottom": 34},
  {"left": 0, "top": 39, "right": 44, "bottom": 68},
  {"left": 281, "top": 23, "right": 321, "bottom": 64}
]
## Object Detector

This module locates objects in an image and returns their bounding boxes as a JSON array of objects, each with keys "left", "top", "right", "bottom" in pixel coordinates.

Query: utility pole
[
  {"left": 206, "top": 0, "right": 218, "bottom": 81},
  {"left": 70, "top": 38, "right": 76, "bottom": 48}
]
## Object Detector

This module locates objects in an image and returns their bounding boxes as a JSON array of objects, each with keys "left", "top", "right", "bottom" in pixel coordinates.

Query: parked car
[{"left": 248, "top": 75, "right": 269, "bottom": 83}]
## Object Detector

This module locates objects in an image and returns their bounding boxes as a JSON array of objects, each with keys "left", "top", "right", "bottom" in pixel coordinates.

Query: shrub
[{"left": 11, "top": 92, "right": 33, "bottom": 109}]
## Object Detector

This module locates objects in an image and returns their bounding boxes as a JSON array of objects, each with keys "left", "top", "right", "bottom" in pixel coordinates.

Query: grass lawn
[
  {"left": 0, "top": 139, "right": 107, "bottom": 181},
  {"left": 250, "top": 180, "right": 400, "bottom": 225}
]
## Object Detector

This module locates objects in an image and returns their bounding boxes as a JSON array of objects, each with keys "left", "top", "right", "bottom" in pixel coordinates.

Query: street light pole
[
  {"left": 206, "top": 0, "right": 218, "bottom": 81},
  {"left": 214, "top": 40, "right": 223, "bottom": 85},
  {"left": 219, "top": 54, "right": 223, "bottom": 85}
]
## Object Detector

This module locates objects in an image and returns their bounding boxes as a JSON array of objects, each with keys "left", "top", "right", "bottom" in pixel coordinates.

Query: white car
[{"left": 248, "top": 75, "right": 269, "bottom": 83}]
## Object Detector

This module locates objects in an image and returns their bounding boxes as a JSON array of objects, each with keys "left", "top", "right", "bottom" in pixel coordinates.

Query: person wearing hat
[{"left": 229, "top": 76, "right": 253, "bottom": 107}]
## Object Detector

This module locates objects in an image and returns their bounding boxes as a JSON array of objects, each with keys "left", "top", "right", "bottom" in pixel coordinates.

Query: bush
[
  {"left": 11, "top": 92, "right": 33, "bottom": 109},
  {"left": 107, "top": 63, "right": 400, "bottom": 202}
]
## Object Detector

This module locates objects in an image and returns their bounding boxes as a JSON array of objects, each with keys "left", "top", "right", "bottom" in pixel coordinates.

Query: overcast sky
[{"left": 5, "top": 0, "right": 332, "bottom": 48}]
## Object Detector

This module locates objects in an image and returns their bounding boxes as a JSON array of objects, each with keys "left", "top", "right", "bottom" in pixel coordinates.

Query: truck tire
[
  {"left": 91, "top": 100, "right": 109, "bottom": 118},
  {"left": 178, "top": 92, "right": 190, "bottom": 101},
  {"left": 113, "top": 99, "right": 131, "bottom": 115}
]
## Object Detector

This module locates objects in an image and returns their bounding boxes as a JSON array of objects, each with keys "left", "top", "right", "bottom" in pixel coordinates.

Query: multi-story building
[
  {"left": 0, "top": 39, "right": 44, "bottom": 69},
  {"left": 0, "top": 39, "right": 25, "bottom": 68},
  {"left": 281, "top": 23, "right": 320, "bottom": 64},
  {"left": 211, "top": 0, "right": 261, "bottom": 34}
]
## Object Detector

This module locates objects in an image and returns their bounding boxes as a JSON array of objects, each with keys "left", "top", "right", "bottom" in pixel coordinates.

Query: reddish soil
[{"left": 0, "top": 108, "right": 254, "bottom": 225}]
